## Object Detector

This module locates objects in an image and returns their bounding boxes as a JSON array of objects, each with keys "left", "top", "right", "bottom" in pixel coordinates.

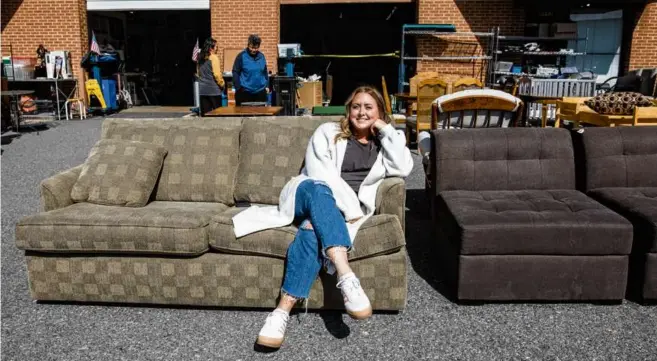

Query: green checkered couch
[{"left": 15, "top": 117, "right": 408, "bottom": 310}]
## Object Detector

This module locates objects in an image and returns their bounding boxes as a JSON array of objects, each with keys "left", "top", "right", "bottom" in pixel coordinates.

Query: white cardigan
[{"left": 232, "top": 122, "right": 413, "bottom": 243}]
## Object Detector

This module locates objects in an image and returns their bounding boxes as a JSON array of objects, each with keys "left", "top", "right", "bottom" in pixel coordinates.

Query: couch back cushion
[
  {"left": 101, "top": 118, "right": 242, "bottom": 204},
  {"left": 234, "top": 116, "right": 329, "bottom": 204},
  {"left": 581, "top": 127, "right": 657, "bottom": 190},
  {"left": 431, "top": 128, "right": 575, "bottom": 193}
]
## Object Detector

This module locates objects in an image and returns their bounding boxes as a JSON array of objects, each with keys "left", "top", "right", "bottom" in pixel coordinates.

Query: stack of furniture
[
  {"left": 555, "top": 96, "right": 657, "bottom": 127},
  {"left": 517, "top": 77, "right": 597, "bottom": 127},
  {"left": 404, "top": 75, "right": 486, "bottom": 144},
  {"left": 15, "top": 117, "right": 409, "bottom": 310}
]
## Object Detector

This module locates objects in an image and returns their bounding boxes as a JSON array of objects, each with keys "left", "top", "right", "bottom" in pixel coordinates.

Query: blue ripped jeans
[{"left": 281, "top": 180, "right": 352, "bottom": 300}]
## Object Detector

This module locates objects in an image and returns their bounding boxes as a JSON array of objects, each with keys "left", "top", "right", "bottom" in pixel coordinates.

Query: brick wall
[
  {"left": 210, "top": 0, "right": 279, "bottom": 73},
  {"left": 1, "top": 0, "right": 88, "bottom": 85},
  {"left": 628, "top": 1, "right": 657, "bottom": 70},
  {"left": 416, "top": 0, "right": 524, "bottom": 79}
]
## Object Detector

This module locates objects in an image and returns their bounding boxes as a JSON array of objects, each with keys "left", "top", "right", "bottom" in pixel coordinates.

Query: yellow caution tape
[{"left": 300, "top": 51, "right": 400, "bottom": 59}]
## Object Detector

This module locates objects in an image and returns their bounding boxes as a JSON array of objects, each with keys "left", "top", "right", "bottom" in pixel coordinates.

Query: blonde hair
[{"left": 335, "top": 86, "right": 392, "bottom": 142}]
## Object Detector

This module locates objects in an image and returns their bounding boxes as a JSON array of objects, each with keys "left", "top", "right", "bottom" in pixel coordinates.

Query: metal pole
[
  {"left": 10, "top": 43, "right": 16, "bottom": 81},
  {"left": 398, "top": 25, "right": 405, "bottom": 95},
  {"left": 55, "top": 79, "right": 61, "bottom": 120}
]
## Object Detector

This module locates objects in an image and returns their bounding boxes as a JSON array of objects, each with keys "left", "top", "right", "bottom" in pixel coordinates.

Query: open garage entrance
[
  {"left": 280, "top": 2, "right": 416, "bottom": 105},
  {"left": 86, "top": 10, "right": 210, "bottom": 106}
]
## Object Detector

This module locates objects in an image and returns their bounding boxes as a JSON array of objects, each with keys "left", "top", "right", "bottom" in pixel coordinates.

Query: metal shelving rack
[
  {"left": 398, "top": 24, "right": 497, "bottom": 92},
  {"left": 492, "top": 29, "right": 589, "bottom": 80}
]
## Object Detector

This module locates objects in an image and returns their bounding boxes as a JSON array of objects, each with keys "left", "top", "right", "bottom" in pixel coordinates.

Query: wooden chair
[
  {"left": 381, "top": 76, "right": 407, "bottom": 126},
  {"left": 422, "top": 89, "right": 522, "bottom": 198},
  {"left": 431, "top": 89, "right": 523, "bottom": 130},
  {"left": 406, "top": 78, "right": 448, "bottom": 145},
  {"left": 451, "top": 77, "right": 483, "bottom": 93},
  {"left": 501, "top": 77, "right": 520, "bottom": 97}
]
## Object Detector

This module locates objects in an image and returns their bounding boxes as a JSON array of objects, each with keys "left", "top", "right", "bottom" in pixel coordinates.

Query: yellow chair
[
  {"left": 406, "top": 78, "right": 448, "bottom": 145},
  {"left": 381, "top": 76, "right": 407, "bottom": 126},
  {"left": 452, "top": 77, "right": 483, "bottom": 93}
]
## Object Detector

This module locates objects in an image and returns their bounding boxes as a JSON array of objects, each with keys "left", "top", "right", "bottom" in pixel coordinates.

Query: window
[{"left": 567, "top": 10, "right": 623, "bottom": 84}]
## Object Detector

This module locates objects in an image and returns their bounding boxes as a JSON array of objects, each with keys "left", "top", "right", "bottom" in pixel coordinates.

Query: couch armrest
[
  {"left": 375, "top": 177, "right": 406, "bottom": 232},
  {"left": 40, "top": 165, "right": 83, "bottom": 212}
]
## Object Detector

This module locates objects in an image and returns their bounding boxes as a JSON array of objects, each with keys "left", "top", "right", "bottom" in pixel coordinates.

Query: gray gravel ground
[{"left": 2, "top": 118, "right": 656, "bottom": 361}]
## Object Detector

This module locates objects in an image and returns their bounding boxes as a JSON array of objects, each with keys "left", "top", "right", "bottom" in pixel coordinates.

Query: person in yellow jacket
[{"left": 197, "top": 38, "right": 225, "bottom": 116}]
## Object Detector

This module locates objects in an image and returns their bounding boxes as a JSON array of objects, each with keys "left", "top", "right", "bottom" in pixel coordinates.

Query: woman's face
[{"left": 348, "top": 92, "right": 381, "bottom": 134}]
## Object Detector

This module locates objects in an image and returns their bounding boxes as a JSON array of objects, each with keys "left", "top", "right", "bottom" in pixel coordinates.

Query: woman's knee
[{"left": 307, "top": 181, "right": 334, "bottom": 200}]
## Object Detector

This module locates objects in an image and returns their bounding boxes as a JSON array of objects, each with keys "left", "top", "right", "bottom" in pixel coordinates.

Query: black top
[{"left": 341, "top": 136, "right": 381, "bottom": 194}]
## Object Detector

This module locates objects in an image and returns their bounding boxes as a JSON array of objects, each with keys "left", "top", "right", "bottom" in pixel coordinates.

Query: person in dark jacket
[
  {"left": 232, "top": 34, "right": 269, "bottom": 105},
  {"left": 197, "top": 37, "right": 225, "bottom": 116}
]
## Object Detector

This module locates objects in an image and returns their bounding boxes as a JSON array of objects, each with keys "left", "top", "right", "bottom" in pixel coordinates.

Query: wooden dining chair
[
  {"left": 381, "top": 76, "right": 407, "bottom": 126},
  {"left": 501, "top": 77, "right": 520, "bottom": 97},
  {"left": 451, "top": 77, "right": 484, "bottom": 93},
  {"left": 406, "top": 78, "right": 448, "bottom": 145},
  {"left": 431, "top": 89, "right": 523, "bottom": 129}
]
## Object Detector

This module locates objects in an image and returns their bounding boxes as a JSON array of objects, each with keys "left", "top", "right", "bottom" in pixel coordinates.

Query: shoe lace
[
  {"left": 336, "top": 277, "right": 361, "bottom": 299},
  {"left": 267, "top": 311, "right": 289, "bottom": 334}
]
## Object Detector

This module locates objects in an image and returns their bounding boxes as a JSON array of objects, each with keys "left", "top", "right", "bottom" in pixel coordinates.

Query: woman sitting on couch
[{"left": 231, "top": 86, "right": 413, "bottom": 349}]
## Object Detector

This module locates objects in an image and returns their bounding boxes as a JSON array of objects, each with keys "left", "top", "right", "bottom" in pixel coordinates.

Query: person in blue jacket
[{"left": 232, "top": 34, "right": 269, "bottom": 105}]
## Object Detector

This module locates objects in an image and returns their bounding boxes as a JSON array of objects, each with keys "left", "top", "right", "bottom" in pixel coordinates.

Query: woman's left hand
[{"left": 370, "top": 119, "right": 388, "bottom": 136}]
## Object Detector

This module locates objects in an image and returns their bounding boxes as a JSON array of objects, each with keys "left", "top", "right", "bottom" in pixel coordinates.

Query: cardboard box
[
  {"left": 551, "top": 23, "right": 577, "bottom": 38},
  {"left": 223, "top": 48, "right": 242, "bottom": 73},
  {"left": 297, "top": 81, "right": 323, "bottom": 109}
]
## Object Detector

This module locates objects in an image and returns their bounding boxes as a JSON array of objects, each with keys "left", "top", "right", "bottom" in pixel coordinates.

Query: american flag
[
  {"left": 192, "top": 39, "right": 201, "bottom": 62},
  {"left": 90, "top": 31, "right": 100, "bottom": 54}
]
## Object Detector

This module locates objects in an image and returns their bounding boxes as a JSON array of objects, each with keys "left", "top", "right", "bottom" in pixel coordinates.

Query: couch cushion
[
  {"left": 436, "top": 189, "right": 633, "bottom": 255},
  {"left": 208, "top": 207, "right": 405, "bottom": 261},
  {"left": 589, "top": 187, "right": 657, "bottom": 253},
  {"left": 233, "top": 117, "right": 327, "bottom": 204},
  {"left": 431, "top": 128, "right": 575, "bottom": 194},
  {"left": 101, "top": 118, "right": 242, "bottom": 205},
  {"left": 580, "top": 127, "right": 657, "bottom": 190},
  {"left": 71, "top": 139, "right": 168, "bottom": 207},
  {"left": 16, "top": 201, "right": 227, "bottom": 255}
]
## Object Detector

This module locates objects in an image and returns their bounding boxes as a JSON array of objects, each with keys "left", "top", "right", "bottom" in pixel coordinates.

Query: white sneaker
[
  {"left": 256, "top": 309, "right": 289, "bottom": 349},
  {"left": 337, "top": 273, "right": 372, "bottom": 320}
]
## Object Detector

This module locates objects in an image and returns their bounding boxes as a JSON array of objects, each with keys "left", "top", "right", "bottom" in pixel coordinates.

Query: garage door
[{"left": 87, "top": 0, "right": 209, "bottom": 11}]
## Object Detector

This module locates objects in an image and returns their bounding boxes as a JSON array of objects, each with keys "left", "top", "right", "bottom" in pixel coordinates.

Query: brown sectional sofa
[
  {"left": 579, "top": 127, "right": 657, "bottom": 301},
  {"left": 429, "top": 128, "right": 634, "bottom": 301},
  {"left": 15, "top": 117, "right": 408, "bottom": 310}
]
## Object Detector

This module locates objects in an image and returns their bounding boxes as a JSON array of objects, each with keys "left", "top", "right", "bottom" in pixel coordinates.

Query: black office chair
[{"left": 599, "top": 68, "right": 657, "bottom": 97}]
